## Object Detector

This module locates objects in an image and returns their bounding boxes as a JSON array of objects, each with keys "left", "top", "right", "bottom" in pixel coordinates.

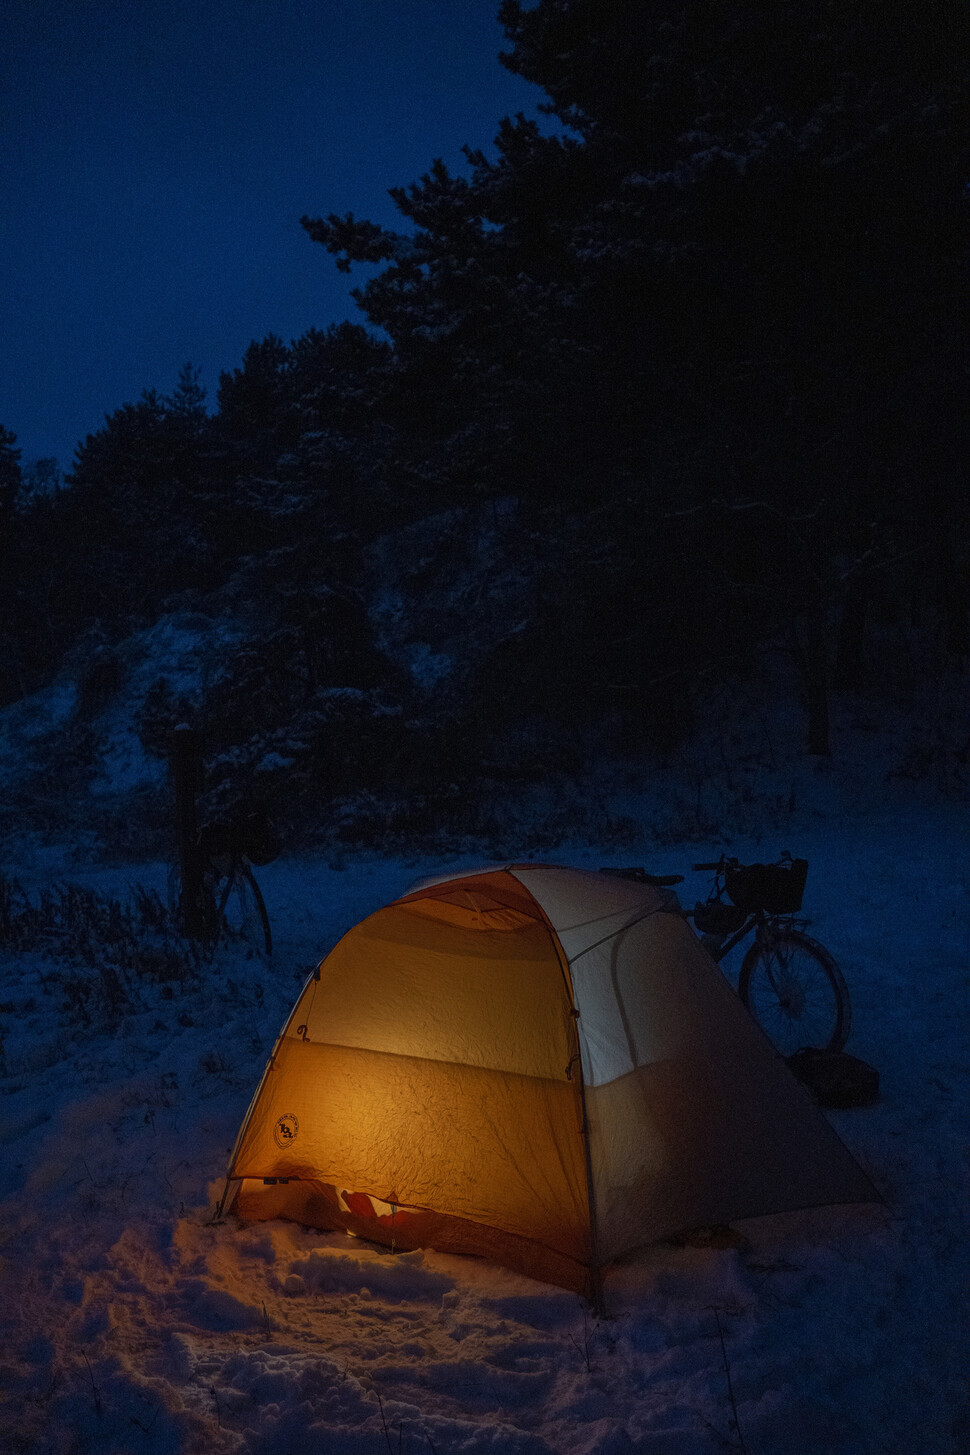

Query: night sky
[{"left": 1, "top": 0, "right": 544, "bottom": 470}]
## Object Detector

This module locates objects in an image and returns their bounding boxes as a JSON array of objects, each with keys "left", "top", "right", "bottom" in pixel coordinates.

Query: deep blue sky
[{"left": 0, "top": 0, "right": 545, "bottom": 469}]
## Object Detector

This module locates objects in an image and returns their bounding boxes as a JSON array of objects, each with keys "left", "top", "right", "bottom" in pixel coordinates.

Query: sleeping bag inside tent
[{"left": 220, "top": 864, "right": 878, "bottom": 1296}]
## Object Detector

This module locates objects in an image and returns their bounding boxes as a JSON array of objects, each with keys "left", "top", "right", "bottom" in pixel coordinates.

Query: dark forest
[{"left": 1, "top": 0, "right": 967, "bottom": 848}]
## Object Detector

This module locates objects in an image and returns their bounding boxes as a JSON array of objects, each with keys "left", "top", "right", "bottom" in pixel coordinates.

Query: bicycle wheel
[
  {"left": 214, "top": 862, "right": 272, "bottom": 957},
  {"left": 738, "top": 929, "right": 849, "bottom": 1055}
]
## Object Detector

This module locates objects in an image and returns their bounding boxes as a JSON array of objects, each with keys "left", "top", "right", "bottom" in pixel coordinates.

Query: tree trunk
[
  {"left": 170, "top": 726, "right": 207, "bottom": 938},
  {"left": 943, "top": 581, "right": 970, "bottom": 659},
  {"left": 805, "top": 604, "right": 831, "bottom": 755},
  {"left": 792, "top": 607, "right": 831, "bottom": 756},
  {"left": 834, "top": 574, "right": 869, "bottom": 689}
]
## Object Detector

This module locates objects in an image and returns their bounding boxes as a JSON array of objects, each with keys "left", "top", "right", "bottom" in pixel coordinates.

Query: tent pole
[
  {"left": 210, "top": 1176, "right": 237, "bottom": 1224},
  {"left": 544, "top": 918, "right": 608, "bottom": 1319},
  {"left": 218, "top": 965, "right": 320, "bottom": 1208},
  {"left": 588, "top": 1263, "right": 608, "bottom": 1320},
  {"left": 575, "top": 1064, "right": 609, "bottom": 1319}
]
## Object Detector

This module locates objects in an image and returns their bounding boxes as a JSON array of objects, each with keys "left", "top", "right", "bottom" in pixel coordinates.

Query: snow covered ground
[{"left": 1, "top": 812, "right": 968, "bottom": 1453}]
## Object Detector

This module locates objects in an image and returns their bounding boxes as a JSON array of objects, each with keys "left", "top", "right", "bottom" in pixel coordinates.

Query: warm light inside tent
[
  {"left": 226, "top": 865, "right": 880, "bottom": 1297},
  {"left": 233, "top": 1030, "right": 589, "bottom": 1254}
]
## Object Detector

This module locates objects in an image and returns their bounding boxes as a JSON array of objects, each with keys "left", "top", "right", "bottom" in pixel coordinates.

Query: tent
[{"left": 220, "top": 864, "right": 879, "bottom": 1297}]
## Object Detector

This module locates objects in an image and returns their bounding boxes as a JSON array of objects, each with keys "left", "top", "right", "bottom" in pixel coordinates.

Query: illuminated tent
[{"left": 220, "top": 865, "right": 878, "bottom": 1297}]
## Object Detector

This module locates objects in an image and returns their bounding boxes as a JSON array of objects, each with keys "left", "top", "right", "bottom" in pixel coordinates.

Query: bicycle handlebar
[{"left": 693, "top": 861, "right": 723, "bottom": 871}]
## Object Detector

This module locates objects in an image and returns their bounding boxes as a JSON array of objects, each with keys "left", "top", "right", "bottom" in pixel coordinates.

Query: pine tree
[
  {"left": 165, "top": 363, "right": 208, "bottom": 428},
  {"left": 301, "top": 0, "right": 968, "bottom": 512},
  {"left": 298, "top": 0, "right": 969, "bottom": 750},
  {"left": 0, "top": 425, "right": 22, "bottom": 584},
  {"left": 0, "top": 425, "right": 21, "bottom": 520},
  {"left": 216, "top": 335, "right": 294, "bottom": 465},
  {"left": 0, "top": 427, "right": 24, "bottom": 701},
  {"left": 63, "top": 375, "right": 218, "bottom": 624},
  {"left": 19, "top": 457, "right": 62, "bottom": 507}
]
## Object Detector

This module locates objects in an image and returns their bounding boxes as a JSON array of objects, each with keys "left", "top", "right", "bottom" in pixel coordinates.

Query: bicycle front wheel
[
  {"left": 738, "top": 929, "right": 849, "bottom": 1055},
  {"left": 215, "top": 863, "right": 272, "bottom": 957}
]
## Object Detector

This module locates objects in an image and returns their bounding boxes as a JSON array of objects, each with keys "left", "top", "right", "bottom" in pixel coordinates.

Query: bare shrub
[{"left": 0, "top": 873, "right": 203, "bottom": 1024}]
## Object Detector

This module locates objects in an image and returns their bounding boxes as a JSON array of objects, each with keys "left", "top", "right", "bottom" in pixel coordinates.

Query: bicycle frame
[
  {"left": 703, "top": 910, "right": 760, "bottom": 963},
  {"left": 692, "top": 851, "right": 809, "bottom": 965},
  {"left": 699, "top": 907, "right": 808, "bottom": 963}
]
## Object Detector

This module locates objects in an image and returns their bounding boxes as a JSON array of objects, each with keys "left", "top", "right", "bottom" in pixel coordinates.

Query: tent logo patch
[{"left": 274, "top": 1113, "right": 299, "bottom": 1148}]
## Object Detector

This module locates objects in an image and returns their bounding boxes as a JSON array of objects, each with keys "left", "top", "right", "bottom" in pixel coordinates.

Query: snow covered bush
[{"left": 0, "top": 874, "right": 202, "bottom": 1024}]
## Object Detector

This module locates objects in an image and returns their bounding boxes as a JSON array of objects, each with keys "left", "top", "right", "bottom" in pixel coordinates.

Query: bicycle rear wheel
[
  {"left": 215, "top": 862, "right": 272, "bottom": 957},
  {"left": 738, "top": 929, "right": 849, "bottom": 1055}
]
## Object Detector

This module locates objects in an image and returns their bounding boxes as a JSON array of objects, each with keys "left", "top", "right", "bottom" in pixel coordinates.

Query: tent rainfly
[{"left": 219, "top": 865, "right": 879, "bottom": 1297}]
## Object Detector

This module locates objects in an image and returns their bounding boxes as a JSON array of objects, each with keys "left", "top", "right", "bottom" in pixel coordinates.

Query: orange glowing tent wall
[{"left": 222, "top": 866, "right": 878, "bottom": 1296}]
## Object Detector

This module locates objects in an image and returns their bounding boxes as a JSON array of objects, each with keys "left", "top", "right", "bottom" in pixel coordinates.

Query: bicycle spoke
[{"left": 740, "top": 930, "right": 847, "bottom": 1054}]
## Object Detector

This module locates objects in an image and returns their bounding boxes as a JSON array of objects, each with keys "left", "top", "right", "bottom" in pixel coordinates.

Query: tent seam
[
  {"left": 564, "top": 893, "right": 678, "bottom": 966},
  {"left": 506, "top": 871, "right": 601, "bottom": 1287}
]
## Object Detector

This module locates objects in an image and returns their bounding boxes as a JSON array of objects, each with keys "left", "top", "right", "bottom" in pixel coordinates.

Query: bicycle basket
[
  {"left": 724, "top": 858, "right": 808, "bottom": 914},
  {"left": 693, "top": 900, "right": 748, "bottom": 936}
]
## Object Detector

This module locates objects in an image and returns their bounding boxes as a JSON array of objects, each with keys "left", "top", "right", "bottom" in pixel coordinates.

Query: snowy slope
[{"left": 0, "top": 818, "right": 968, "bottom": 1454}]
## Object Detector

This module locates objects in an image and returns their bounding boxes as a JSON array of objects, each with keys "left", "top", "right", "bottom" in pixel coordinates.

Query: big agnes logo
[{"left": 273, "top": 1113, "right": 299, "bottom": 1148}]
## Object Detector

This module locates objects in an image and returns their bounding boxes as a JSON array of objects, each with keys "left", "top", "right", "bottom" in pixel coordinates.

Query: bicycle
[
  {"left": 599, "top": 856, "right": 850, "bottom": 1056},
  {"left": 169, "top": 811, "right": 277, "bottom": 957}
]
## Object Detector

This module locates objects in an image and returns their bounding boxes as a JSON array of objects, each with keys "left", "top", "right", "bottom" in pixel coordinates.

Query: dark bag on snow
[{"left": 785, "top": 1048, "right": 880, "bottom": 1108}]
